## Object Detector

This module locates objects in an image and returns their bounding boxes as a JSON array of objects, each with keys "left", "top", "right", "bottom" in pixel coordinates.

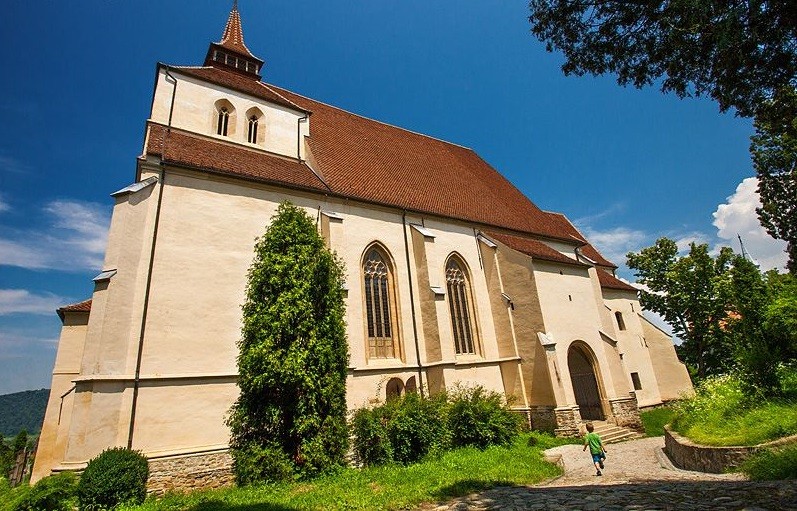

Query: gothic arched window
[
  {"left": 446, "top": 257, "right": 477, "bottom": 355},
  {"left": 217, "top": 107, "right": 230, "bottom": 136},
  {"left": 363, "top": 247, "right": 398, "bottom": 359},
  {"left": 247, "top": 115, "right": 259, "bottom": 144}
]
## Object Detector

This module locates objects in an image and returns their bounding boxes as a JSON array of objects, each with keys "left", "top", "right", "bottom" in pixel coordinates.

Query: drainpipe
[
  {"left": 128, "top": 68, "right": 176, "bottom": 448},
  {"left": 402, "top": 210, "right": 425, "bottom": 396},
  {"left": 297, "top": 113, "right": 309, "bottom": 162}
]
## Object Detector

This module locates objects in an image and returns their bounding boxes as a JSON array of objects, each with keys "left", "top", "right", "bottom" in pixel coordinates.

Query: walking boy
[{"left": 582, "top": 422, "right": 606, "bottom": 476}]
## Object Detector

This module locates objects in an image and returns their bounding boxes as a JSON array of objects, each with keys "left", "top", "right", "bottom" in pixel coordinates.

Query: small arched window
[
  {"left": 247, "top": 115, "right": 259, "bottom": 144},
  {"left": 363, "top": 247, "right": 398, "bottom": 359},
  {"left": 615, "top": 311, "right": 626, "bottom": 331},
  {"left": 217, "top": 107, "right": 230, "bottom": 136},
  {"left": 446, "top": 257, "right": 477, "bottom": 355}
]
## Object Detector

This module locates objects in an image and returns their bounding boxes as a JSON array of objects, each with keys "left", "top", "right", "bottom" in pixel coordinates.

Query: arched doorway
[{"left": 567, "top": 344, "right": 604, "bottom": 420}]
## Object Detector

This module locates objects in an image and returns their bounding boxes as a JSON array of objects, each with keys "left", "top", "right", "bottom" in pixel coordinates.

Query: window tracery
[
  {"left": 446, "top": 257, "right": 477, "bottom": 355},
  {"left": 363, "top": 247, "right": 398, "bottom": 359}
]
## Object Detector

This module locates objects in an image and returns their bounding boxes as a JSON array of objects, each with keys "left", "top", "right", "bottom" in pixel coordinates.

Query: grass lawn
[
  {"left": 121, "top": 433, "right": 565, "bottom": 511},
  {"left": 670, "top": 369, "right": 797, "bottom": 447},
  {"left": 639, "top": 406, "right": 675, "bottom": 437}
]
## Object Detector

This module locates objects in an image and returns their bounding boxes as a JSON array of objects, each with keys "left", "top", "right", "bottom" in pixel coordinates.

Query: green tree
[
  {"left": 763, "top": 271, "right": 797, "bottom": 361},
  {"left": 727, "top": 256, "right": 781, "bottom": 395},
  {"left": 627, "top": 238, "right": 734, "bottom": 379},
  {"left": 227, "top": 202, "right": 349, "bottom": 483},
  {"left": 529, "top": 1, "right": 797, "bottom": 271},
  {"left": 751, "top": 89, "right": 797, "bottom": 273},
  {"left": 528, "top": 0, "right": 796, "bottom": 118},
  {"left": 0, "top": 438, "right": 12, "bottom": 478}
]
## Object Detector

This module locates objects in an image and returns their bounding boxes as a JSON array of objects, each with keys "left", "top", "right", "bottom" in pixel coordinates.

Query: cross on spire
[{"left": 204, "top": 1, "right": 264, "bottom": 79}]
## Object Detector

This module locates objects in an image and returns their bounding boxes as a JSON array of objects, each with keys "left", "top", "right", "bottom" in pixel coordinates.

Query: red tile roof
[
  {"left": 146, "top": 123, "right": 329, "bottom": 193},
  {"left": 153, "top": 65, "right": 606, "bottom": 246},
  {"left": 57, "top": 299, "right": 92, "bottom": 321},
  {"left": 596, "top": 270, "right": 638, "bottom": 292},
  {"left": 485, "top": 231, "right": 587, "bottom": 267},
  {"left": 173, "top": 67, "right": 304, "bottom": 113}
]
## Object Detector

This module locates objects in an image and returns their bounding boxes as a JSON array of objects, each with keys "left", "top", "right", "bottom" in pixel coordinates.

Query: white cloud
[
  {"left": 576, "top": 225, "right": 647, "bottom": 267},
  {"left": 0, "top": 200, "right": 110, "bottom": 272},
  {"left": 0, "top": 289, "right": 68, "bottom": 315},
  {"left": 0, "top": 195, "right": 9, "bottom": 213},
  {"left": 0, "top": 154, "right": 30, "bottom": 174},
  {"left": 712, "top": 177, "right": 788, "bottom": 271}
]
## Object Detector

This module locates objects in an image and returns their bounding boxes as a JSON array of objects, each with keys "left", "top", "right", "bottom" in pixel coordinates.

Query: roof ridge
[{"left": 267, "top": 84, "right": 474, "bottom": 151}]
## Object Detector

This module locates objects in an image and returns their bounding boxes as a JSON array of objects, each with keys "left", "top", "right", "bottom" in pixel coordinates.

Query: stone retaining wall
[
  {"left": 147, "top": 450, "right": 234, "bottom": 495},
  {"left": 664, "top": 426, "right": 797, "bottom": 473}
]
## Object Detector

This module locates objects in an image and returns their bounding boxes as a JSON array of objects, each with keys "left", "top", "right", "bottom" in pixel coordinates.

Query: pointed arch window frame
[
  {"left": 362, "top": 244, "right": 402, "bottom": 361},
  {"left": 214, "top": 99, "right": 236, "bottom": 138},
  {"left": 445, "top": 254, "right": 480, "bottom": 356}
]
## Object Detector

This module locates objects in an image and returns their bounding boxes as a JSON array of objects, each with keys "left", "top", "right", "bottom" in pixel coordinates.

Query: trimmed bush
[
  {"left": 741, "top": 444, "right": 797, "bottom": 480},
  {"left": 13, "top": 472, "right": 77, "bottom": 511},
  {"left": 447, "top": 386, "right": 521, "bottom": 449},
  {"left": 77, "top": 447, "right": 148, "bottom": 510}
]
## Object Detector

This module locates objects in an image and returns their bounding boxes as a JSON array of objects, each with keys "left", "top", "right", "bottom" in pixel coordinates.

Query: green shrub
[
  {"left": 386, "top": 393, "right": 448, "bottom": 465},
  {"left": 231, "top": 442, "right": 294, "bottom": 486},
  {"left": 77, "top": 447, "right": 148, "bottom": 510},
  {"left": 741, "top": 444, "right": 797, "bottom": 480},
  {"left": 12, "top": 472, "right": 77, "bottom": 511},
  {"left": 351, "top": 406, "right": 392, "bottom": 466},
  {"left": 351, "top": 392, "right": 448, "bottom": 466},
  {"left": 447, "top": 386, "right": 521, "bottom": 449}
]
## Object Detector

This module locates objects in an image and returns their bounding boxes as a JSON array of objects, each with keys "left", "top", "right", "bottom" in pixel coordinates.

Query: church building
[{"left": 33, "top": 5, "right": 692, "bottom": 487}]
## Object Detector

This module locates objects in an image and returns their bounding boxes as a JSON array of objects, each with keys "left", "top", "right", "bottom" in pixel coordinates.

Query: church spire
[{"left": 204, "top": 1, "right": 264, "bottom": 79}]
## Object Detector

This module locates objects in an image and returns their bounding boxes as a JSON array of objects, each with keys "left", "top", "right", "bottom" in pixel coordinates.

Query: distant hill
[{"left": 0, "top": 389, "right": 49, "bottom": 437}]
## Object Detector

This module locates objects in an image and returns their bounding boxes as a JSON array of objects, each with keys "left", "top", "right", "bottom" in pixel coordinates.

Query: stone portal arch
[{"left": 567, "top": 343, "right": 604, "bottom": 420}]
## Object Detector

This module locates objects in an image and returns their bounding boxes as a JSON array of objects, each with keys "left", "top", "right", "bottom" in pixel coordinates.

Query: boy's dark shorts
[{"left": 592, "top": 453, "right": 605, "bottom": 463}]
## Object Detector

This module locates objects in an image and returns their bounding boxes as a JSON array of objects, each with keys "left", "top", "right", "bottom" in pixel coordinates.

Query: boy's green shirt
[{"left": 585, "top": 432, "right": 603, "bottom": 454}]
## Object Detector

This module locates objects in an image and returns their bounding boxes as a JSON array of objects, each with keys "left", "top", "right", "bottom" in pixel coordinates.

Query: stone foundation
[
  {"left": 664, "top": 426, "right": 797, "bottom": 473},
  {"left": 147, "top": 450, "right": 234, "bottom": 495},
  {"left": 553, "top": 406, "right": 581, "bottom": 437},
  {"left": 608, "top": 394, "right": 642, "bottom": 430},
  {"left": 529, "top": 406, "right": 556, "bottom": 433}
]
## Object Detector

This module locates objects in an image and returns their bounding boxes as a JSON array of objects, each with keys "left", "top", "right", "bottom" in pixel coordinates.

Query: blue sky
[{"left": 0, "top": 1, "right": 787, "bottom": 395}]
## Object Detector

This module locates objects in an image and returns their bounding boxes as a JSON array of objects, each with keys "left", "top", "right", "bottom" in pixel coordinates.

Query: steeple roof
[
  {"left": 204, "top": 2, "right": 264, "bottom": 79},
  {"left": 217, "top": 1, "right": 255, "bottom": 58}
]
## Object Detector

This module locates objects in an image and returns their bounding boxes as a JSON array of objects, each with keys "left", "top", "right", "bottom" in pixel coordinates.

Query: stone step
[{"left": 587, "top": 421, "right": 643, "bottom": 444}]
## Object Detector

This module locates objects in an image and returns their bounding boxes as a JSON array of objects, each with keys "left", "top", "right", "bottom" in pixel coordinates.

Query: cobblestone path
[{"left": 418, "top": 437, "right": 796, "bottom": 510}]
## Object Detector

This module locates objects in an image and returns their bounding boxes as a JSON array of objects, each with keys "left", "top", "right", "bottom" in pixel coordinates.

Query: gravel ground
[{"left": 418, "top": 437, "right": 796, "bottom": 510}]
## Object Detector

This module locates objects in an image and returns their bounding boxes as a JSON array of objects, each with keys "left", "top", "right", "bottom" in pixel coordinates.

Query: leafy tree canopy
[
  {"left": 531, "top": 1, "right": 797, "bottom": 272},
  {"left": 751, "top": 88, "right": 797, "bottom": 272},
  {"left": 227, "top": 202, "right": 349, "bottom": 483},
  {"left": 627, "top": 238, "right": 734, "bottom": 379},
  {"left": 529, "top": 0, "right": 797, "bottom": 118}
]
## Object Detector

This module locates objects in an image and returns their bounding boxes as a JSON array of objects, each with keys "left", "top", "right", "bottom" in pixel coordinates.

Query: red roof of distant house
[
  {"left": 596, "top": 270, "right": 638, "bottom": 292},
  {"left": 485, "top": 231, "right": 587, "bottom": 267},
  {"left": 57, "top": 299, "right": 92, "bottom": 321}
]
